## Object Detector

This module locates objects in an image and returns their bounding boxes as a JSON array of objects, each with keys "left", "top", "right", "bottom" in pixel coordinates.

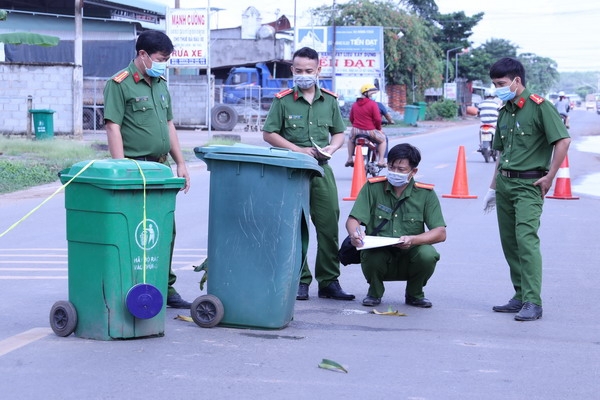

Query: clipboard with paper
[{"left": 358, "top": 235, "right": 404, "bottom": 250}]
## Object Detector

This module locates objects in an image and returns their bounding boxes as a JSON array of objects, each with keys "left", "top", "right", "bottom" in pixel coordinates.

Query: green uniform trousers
[
  {"left": 300, "top": 164, "right": 341, "bottom": 288},
  {"left": 361, "top": 244, "right": 439, "bottom": 299},
  {"left": 496, "top": 174, "right": 544, "bottom": 306}
]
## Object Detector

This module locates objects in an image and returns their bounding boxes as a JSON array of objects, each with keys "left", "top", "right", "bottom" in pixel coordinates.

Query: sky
[{"left": 161, "top": 0, "right": 600, "bottom": 73}]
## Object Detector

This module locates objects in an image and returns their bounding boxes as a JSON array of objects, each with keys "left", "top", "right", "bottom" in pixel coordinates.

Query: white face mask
[{"left": 387, "top": 171, "right": 411, "bottom": 187}]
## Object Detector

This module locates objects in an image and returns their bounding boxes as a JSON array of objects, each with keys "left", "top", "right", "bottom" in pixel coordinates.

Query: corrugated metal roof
[{"left": 90, "top": 0, "right": 167, "bottom": 15}]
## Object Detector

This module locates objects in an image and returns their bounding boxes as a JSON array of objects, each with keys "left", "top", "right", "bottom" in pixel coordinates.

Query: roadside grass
[
  {"left": 0, "top": 137, "right": 109, "bottom": 194},
  {"left": 0, "top": 135, "right": 238, "bottom": 194}
]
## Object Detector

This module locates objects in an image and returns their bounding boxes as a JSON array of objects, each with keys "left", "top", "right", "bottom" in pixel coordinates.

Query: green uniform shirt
[
  {"left": 493, "top": 88, "right": 570, "bottom": 171},
  {"left": 350, "top": 179, "right": 446, "bottom": 237},
  {"left": 103, "top": 61, "right": 173, "bottom": 158},
  {"left": 262, "top": 86, "right": 346, "bottom": 147}
]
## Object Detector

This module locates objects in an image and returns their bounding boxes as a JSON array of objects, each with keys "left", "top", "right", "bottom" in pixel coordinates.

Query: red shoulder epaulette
[
  {"left": 368, "top": 176, "right": 387, "bottom": 183},
  {"left": 275, "top": 88, "right": 293, "bottom": 99},
  {"left": 321, "top": 88, "right": 338, "bottom": 98},
  {"left": 529, "top": 94, "right": 545, "bottom": 104},
  {"left": 415, "top": 182, "right": 435, "bottom": 190},
  {"left": 112, "top": 70, "right": 129, "bottom": 83}
]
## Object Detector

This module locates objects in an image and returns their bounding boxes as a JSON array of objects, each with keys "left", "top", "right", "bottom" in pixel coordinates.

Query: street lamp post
[{"left": 445, "top": 46, "right": 462, "bottom": 83}]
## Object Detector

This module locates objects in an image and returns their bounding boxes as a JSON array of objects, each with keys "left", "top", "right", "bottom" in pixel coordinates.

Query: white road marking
[{"left": 0, "top": 328, "right": 53, "bottom": 357}]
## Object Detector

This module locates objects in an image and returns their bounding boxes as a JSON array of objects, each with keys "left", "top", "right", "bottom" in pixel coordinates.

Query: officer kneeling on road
[{"left": 345, "top": 143, "right": 447, "bottom": 307}]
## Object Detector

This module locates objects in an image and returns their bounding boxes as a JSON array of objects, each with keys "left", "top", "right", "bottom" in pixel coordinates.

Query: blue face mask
[
  {"left": 495, "top": 78, "right": 517, "bottom": 102},
  {"left": 143, "top": 54, "right": 168, "bottom": 77},
  {"left": 387, "top": 171, "right": 411, "bottom": 187}
]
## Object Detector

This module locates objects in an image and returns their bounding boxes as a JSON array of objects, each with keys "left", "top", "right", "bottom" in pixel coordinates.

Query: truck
[{"left": 222, "top": 62, "right": 333, "bottom": 109}]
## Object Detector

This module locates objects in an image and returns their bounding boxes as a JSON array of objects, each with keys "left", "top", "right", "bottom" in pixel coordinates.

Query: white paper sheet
[{"left": 357, "top": 235, "right": 404, "bottom": 250}]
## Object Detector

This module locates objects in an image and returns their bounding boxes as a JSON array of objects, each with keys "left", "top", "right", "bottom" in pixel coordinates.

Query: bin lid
[
  {"left": 59, "top": 159, "right": 185, "bottom": 189},
  {"left": 29, "top": 109, "right": 55, "bottom": 114},
  {"left": 194, "top": 144, "right": 324, "bottom": 176}
]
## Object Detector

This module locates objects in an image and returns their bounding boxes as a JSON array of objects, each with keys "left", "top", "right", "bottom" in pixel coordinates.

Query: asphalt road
[{"left": 1, "top": 110, "right": 599, "bottom": 399}]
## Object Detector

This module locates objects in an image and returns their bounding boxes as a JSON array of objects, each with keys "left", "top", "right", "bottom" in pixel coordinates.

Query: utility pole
[
  {"left": 73, "top": 0, "right": 83, "bottom": 140},
  {"left": 445, "top": 46, "right": 461, "bottom": 83},
  {"left": 331, "top": 0, "right": 337, "bottom": 93}
]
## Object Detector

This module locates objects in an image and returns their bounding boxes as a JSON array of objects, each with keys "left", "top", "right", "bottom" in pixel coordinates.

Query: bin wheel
[
  {"left": 190, "top": 295, "right": 224, "bottom": 328},
  {"left": 49, "top": 301, "right": 77, "bottom": 337}
]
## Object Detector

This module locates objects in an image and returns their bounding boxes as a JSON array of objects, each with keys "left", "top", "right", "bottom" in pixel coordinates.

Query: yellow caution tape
[{"left": 0, "top": 160, "right": 97, "bottom": 239}]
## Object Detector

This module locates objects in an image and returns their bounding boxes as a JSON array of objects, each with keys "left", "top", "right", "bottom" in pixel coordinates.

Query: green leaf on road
[{"left": 318, "top": 358, "right": 348, "bottom": 373}]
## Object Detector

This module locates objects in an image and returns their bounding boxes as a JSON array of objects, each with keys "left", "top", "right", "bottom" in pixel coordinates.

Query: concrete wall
[
  {"left": 0, "top": 62, "right": 74, "bottom": 136},
  {"left": 0, "top": 62, "right": 213, "bottom": 135}
]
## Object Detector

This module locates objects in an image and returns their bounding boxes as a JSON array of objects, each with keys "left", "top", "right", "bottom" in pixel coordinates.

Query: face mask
[
  {"left": 495, "top": 78, "right": 517, "bottom": 101},
  {"left": 387, "top": 171, "right": 411, "bottom": 187},
  {"left": 293, "top": 74, "right": 318, "bottom": 89},
  {"left": 143, "top": 54, "right": 167, "bottom": 77}
]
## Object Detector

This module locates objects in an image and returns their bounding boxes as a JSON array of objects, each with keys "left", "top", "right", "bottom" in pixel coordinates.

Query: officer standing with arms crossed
[
  {"left": 483, "top": 57, "right": 570, "bottom": 321},
  {"left": 103, "top": 30, "right": 192, "bottom": 309},
  {"left": 262, "top": 46, "right": 354, "bottom": 301}
]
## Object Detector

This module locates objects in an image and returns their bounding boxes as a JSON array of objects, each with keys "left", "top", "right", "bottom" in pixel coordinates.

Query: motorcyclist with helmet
[
  {"left": 345, "top": 83, "right": 387, "bottom": 168},
  {"left": 478, "top": 88, "right": 500, "bottom": 126},
  {"left": 554, "top": 91, "right": 570, "bottom": 128}
]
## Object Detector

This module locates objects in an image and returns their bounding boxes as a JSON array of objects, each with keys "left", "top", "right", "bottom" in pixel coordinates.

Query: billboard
[
  {"left": 295, "top": 26, "right": 384, "bottom": 77},
  {"left": 166, "top": 8, "right": 209, "bottom": 67}
]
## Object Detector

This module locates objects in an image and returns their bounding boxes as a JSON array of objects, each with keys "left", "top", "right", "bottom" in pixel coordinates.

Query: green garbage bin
[
  {"left": 52, "top": 159, "right": 185, "bottom": 340},
  {"left": 414, "top": 101, "right": 427, "bottom": 121},
  {"left": 29, "top": 109, "right": 55, "bottom": 140},
  {"left": 403, "top": 105, "right": 419, "bottom": 126},
  {"left": 194, "top": 144, "right": 323, "bottom": 329}
]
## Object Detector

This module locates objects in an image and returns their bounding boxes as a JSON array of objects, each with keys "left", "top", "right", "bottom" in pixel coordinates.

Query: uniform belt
[
  {"left": 500, "top": 169, "right": 547, "bottom": 179},
  {"left": 318, "top": 160, "right": 328, "bottom": 166},
  {"left": 130, "top": 154, "right": 168, "bottom": 163}
]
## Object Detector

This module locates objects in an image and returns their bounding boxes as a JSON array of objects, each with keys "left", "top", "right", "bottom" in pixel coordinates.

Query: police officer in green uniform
[
  {"left": 483, "top": 57, "right": 571, "bottom": 321},
  {"left": 346, "top": 143, "right": 446, "bottom": 307},
  {"left": 103, "top": 30, "right": 192, "bottom": 309},
  {"left": 262, "top": 47, "right": 354, "bottom": 301}
]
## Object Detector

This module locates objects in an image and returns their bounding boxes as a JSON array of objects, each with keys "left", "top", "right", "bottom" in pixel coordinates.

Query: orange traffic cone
[
  {"left": 443, "top": 145, "right": 477, "bottom": 199},
  {"left": 547, "top": 155, "right": 579, "bottom": 200},
  {"left": 343, "top": 145, "right": 367, "bottom": 201}
]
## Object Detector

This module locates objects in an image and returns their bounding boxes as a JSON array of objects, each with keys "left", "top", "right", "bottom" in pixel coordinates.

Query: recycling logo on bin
[{"left": 135, "top": 219, "right": 159, "bottom": 250}]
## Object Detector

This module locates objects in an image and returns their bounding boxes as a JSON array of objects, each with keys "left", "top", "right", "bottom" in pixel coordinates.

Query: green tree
[
  {"left": 518, "top": 53, "right": 559, "bottom": 95},
  {"left": 480, "top": 38, "right": 518, "bottom": 61},
  {"left": 434, "top": 11, "right": 484, "bottom": 54},
  {"left": 399, "top": 0, "right": 439, "bottom": 21},
  {"left": 458, "top": 39, "right": 519, "bottom": 83},
  {"left": 313, "top": 0, "right": 442, "bottom": 91}
]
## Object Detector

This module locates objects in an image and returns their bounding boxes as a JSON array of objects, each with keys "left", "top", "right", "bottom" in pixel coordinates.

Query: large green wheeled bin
[
  {"left": 50, "top": 159, "right": 185, "bottom": 340},
  {"left": 403, "top": 105, "right": 420, "bottom": 126},
  {"left": 29, "top": 109, "right": 55, "bottom": 140},
  {"left": 414, "top": 101, "right": 427, "bottom": 121},
  {"left": 194, "top": 144, "right": 323, "bottom": 329}
]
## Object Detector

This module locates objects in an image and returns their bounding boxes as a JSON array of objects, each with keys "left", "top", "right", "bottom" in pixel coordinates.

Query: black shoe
[
  {"left": 405, "top": 295, "right": 432, "bottom": 308},
  {"left": 318, "top": 280, "right": 355, "bottom": 300},
  {"left": 166, "top": 293, "right": 191, "bottom": 309},
  {"left": 493, "top": 298, "right": 523, "bottom": 313},
  {"left": 362, "top": 295, "right": 381, "bottom": 307},
  {"left": 296, "top": 283, "right": 309, "bottom": 300},
  {"left": 514, "top": 302, "right": 543, "bottom": 321}
]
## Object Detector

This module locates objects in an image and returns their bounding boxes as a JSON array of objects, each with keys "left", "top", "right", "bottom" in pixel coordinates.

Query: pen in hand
[{"left": 355, "top": 227, "right": 364, "bottom": 246}]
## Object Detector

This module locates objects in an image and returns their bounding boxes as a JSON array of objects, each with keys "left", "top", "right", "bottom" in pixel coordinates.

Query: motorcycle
[
  {"left": 353, "top": 134, "right": 384, "bottom": 178},
  {"left": 477, "top": 124, "right": 498, "bottom": 163}
]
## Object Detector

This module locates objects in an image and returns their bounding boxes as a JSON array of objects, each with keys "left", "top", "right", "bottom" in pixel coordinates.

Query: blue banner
[{"left": 296, "top": 26, "right": 383, "bottom": 53}]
